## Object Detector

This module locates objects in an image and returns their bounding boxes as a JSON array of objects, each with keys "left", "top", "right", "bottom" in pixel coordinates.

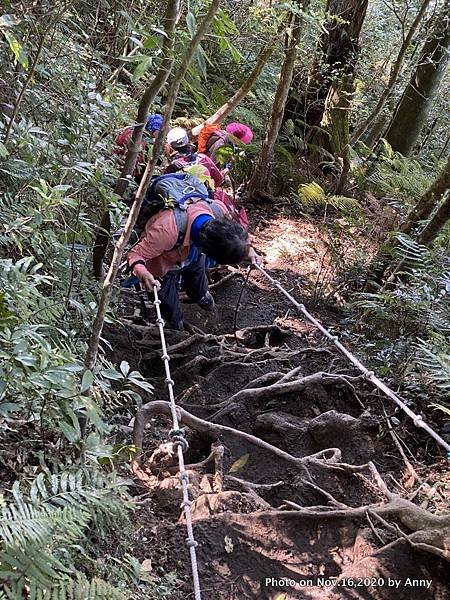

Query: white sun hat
[{"left": 167, "top": 127, "right": 189, "bottom": 149}]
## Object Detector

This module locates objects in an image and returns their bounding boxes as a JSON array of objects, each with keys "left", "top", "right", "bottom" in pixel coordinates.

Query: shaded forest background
[{"left": 0, "top": 0, "right": 449, "bottom": 598}]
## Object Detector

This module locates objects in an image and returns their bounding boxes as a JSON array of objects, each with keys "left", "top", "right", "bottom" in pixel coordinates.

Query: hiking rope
[
  {"left": 152, "top": 285, "right": 202, "bottom": 600},
  {"left": 255, "top": 264, "right": 450, "bottom": 456}
]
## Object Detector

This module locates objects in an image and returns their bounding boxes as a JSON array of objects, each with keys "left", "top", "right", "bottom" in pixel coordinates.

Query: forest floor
[{"left": 106, "top": 207, "right": 450, "bottom": 600}]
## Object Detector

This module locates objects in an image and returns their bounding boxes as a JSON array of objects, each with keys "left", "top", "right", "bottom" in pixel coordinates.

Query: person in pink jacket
[{"left": 128, "top": 197, "right": 260, "bottom": 330}]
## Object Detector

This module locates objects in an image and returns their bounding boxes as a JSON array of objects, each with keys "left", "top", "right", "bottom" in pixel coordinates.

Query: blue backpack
[{"left": 134, "top": 172, "right": 220, "bottom": 248}]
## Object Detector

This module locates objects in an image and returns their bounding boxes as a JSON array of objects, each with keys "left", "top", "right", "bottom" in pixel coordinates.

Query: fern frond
[
  {"left": 414, "top": 338, "right": 450, "bottom": 391},
  {"left": 297, "top": 182, "right": 361, "bottom": 215},
  {"left": 393, "top": 234, "right": 431, "bottom": 271},
  {"left": 0, "top": 503, "right": 88, "bottom": 546}
]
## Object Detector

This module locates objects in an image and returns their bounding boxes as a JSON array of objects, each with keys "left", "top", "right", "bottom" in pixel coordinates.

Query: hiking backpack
[{"left": 134, "top": 172, "right": 221, "bottom": 247}]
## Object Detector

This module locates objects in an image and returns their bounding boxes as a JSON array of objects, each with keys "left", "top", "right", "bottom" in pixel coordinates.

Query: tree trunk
[
  {"left": 384, "top": 6, "right": 450, "bottom": 156},
  {"left": 84, "top": 0, "right": 221, "bottom": 373},
  {"left": 284, "top": 0, "right": 367, "bottom": 148},
  {"left": 312, "top": 0, "right": 368, "bottom": 159},
  {"left": 352, "top": 0, "right": 432, "bottom": 144},
  {"left": 400, "top": 155, "right": 450, "bottom": 235},
  {"left": 3, "top": 3, "right": 67, "bottom": 145},
  {"left": 247, "top": 2, "right": 307, "bottom": 197},
  {"left": 191, "top": 41, "right": 275, "bottom": 136},
  {"left": 92, "top": 1, "right": 179, "bottom": 279},
  {"left": 366, "top": 156, "right": 450, "bottom": 289},
  {"left": 417, "top": 192, "right": 450, "bottom": 245}
]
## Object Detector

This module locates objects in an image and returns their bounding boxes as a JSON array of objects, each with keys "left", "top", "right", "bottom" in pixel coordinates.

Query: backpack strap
[
  {"left": 170, "top": 199, "right": 224, "bottom": 251},
  {"left": 171, "top": 206, "right": 189, "bottom": 250}
]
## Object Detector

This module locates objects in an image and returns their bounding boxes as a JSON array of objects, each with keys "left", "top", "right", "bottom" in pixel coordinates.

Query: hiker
[
  {"left": 164, "top": 127, "right": 225, "bottom": 188},
  {"left": 115, "top": 113, "right": 163, "bottom": 177},
  {"left": 127, "top": 174, "right": 260, "bottom": 330},
  {"left": 197, "top": 122, "right": 253, "bottom": 167}
]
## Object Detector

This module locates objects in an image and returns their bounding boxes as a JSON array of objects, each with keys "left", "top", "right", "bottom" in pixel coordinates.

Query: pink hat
[{"left": 226, "top": 122, "right": 253, "bottom": 144}]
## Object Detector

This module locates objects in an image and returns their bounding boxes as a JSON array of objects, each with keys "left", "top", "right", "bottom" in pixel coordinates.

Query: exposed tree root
[
  {"left": 132, "top": 400, "right": 450, "bottom": 563},
  {"left": 133, "top": 399, "right": 342, "bottom": 470},
  {"left": 208, "top": 371, "right": 363, "bottom": 421}
]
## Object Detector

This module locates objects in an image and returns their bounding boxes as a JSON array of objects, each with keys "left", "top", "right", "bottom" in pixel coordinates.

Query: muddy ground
[{"left": 107, "top": 214, "right": 450, "bottom": 600}]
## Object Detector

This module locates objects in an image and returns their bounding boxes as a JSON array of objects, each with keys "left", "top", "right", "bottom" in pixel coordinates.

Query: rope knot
[
  {"left": 173, "top": 436, "right": 189, "bottom": 452},
  {"left": 156, "top": 317, "right": 165, "bottom": 325},
  {"left": 153, "top": 299, "right": 161, "bottom": 306},
  {"left": 171, "top": 429, "right": 189, "bottom": 452},
  {"left": 186, "top": 538, "right": 199, "bottom": 549},
  {"left": 364, "top": 370, "right": 375, "bottom": 379},
  {"left": 179, "top": 472, "right": 190, "bottom": 484},
  {"left": 161, "top": 353, "right": 170, "bottom": 362},
  {"left": 413, "top": 416, "right": 424, "bottom": 427},
  {"left": 165, "top": 377, "right": 175, "bottom": 386}
]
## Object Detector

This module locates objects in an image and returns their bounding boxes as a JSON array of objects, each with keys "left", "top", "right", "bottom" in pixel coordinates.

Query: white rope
[
  {"left": 152, "top": 286, "right": 202, "bottom": 600},
  {"left": 255, "top": 264, "right": 450, "bottom": 456}
]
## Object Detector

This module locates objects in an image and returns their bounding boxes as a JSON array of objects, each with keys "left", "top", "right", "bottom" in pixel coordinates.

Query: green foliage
[
  {"left": 353, "top": 235, "right": 450, "bottom": 404},
  {"left": 0, "top": 470, "right": 130, "bottom": 599},
  {"left": 297, "top": 181, "right": 362, "bottom": 216},
  {"left": 365, "top": 143, "right": 432, "bottom": 205}
]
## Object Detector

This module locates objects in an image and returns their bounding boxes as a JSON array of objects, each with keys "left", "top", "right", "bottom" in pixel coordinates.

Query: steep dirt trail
[{"left": 108, "top": 214, "right": 449, "bottom": 600}]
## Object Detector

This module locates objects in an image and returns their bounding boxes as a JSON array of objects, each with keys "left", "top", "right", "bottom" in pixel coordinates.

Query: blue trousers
[{"left": 159, "top": 255, "right": 208, "bottom": 328}]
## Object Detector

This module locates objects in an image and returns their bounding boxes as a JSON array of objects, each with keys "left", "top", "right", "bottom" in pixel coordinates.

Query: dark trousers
[{"left": 159, "top": 255, "right": 208, "bottom": 328}]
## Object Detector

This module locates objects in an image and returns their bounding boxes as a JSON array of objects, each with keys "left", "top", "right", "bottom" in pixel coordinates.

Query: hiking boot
[
  {"left": 166, "top": 319, "right": 185, "bottom": 331},
  {"left": 197, "top": 291, "right": 215, "bottom": 311}
]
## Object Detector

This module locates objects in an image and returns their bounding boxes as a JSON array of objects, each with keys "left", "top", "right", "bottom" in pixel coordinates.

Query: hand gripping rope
[
  {"left": 152, "top": 286, "right": 202, "bottom": 600},
  {"left": 255, "top": 264, "right": 450, "bottom": 456}
]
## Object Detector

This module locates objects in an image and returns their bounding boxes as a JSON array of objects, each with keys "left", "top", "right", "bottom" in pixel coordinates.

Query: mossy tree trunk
[
  {"left": 352, "top": 0, "right": 432, "bottom": 145},
  {"left": 285, "top": 0, "right": 368, "bottom": 155},
  {"left": 384, "top": 6, "right": 450, "bottom": 156},
  {"left": 417, "top": 192, "right": 450, "bottom": 245}
]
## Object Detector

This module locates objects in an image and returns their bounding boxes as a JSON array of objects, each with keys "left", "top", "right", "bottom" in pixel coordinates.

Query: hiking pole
[
  {"left": 254, "top": 264, "right": 450, "bottom": 456},
  {"left": 150, "top": 284, "right": 202, "bottom": 600}
]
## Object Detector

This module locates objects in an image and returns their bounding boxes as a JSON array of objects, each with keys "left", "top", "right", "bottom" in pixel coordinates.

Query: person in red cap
[{"left": 197, "top": 121, "right": 253, "bottom": 167}]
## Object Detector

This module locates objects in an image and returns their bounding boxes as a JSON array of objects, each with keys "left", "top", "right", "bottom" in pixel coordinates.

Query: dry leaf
[
  {"left": 141, "top": 559, "right": 152, "bottom": 572},
  {"left": 229, "top": 453, "right": 249, "bottom": 473}
]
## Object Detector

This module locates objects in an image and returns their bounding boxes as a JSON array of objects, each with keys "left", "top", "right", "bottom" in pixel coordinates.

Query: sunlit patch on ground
[{"left": 257, "top": 217, "right": 329, "bottom": 272}]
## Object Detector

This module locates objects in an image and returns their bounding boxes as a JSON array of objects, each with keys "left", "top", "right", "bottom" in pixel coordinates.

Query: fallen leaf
[
  {"left": 229, "top": 453, "right": 249, "bottom": 473},
  {"left": 141, "top": 559, "right": 152, "bottom": 572}
]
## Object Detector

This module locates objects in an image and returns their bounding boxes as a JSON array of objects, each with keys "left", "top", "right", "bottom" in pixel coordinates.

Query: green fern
[
  {"left": 0, "top": 471, "right": 131, "bottom": 600},
  {"left": 393, "top": 233, "right": 432, "bottom": 272},
  {"left": 297, "top": 181, "right": 361, "bottom": 215},
  {"left": 414, "top": 337, "right": 450, "bottom": 392}
]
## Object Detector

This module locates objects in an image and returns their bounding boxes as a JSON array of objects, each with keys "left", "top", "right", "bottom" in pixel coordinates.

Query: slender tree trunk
[
  {"left": 366, "top": 156, "right": 450, "bottom": 289},
  {"left": 115, "top": 3, "right": 179, "bottom": 198},
  {"left": 417, "top": 192, "right": 450, "bottom": 245},
  {"left": 191, "top": 41, "right": 275, "bottom": 136},
  {"left": 92, "top": 1, "right": 179, "bottom": 279},
  {"left": 352, "top": 0, "right": 432, "bottom": 144},
  {"left": 3, "top": 4, "right": 67, "bottom": 145},
  {"left": 400, "top": 155, "right": 450, "bottom": 235},
  {"left": 247, "top": 2, "right": 308, "bottom": 197},
  {"left": 384, "top": 5, "right": 450, "bottom": 156},
  {"left": 84, "top": 0, "right": 221, "bottom": 373}
]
